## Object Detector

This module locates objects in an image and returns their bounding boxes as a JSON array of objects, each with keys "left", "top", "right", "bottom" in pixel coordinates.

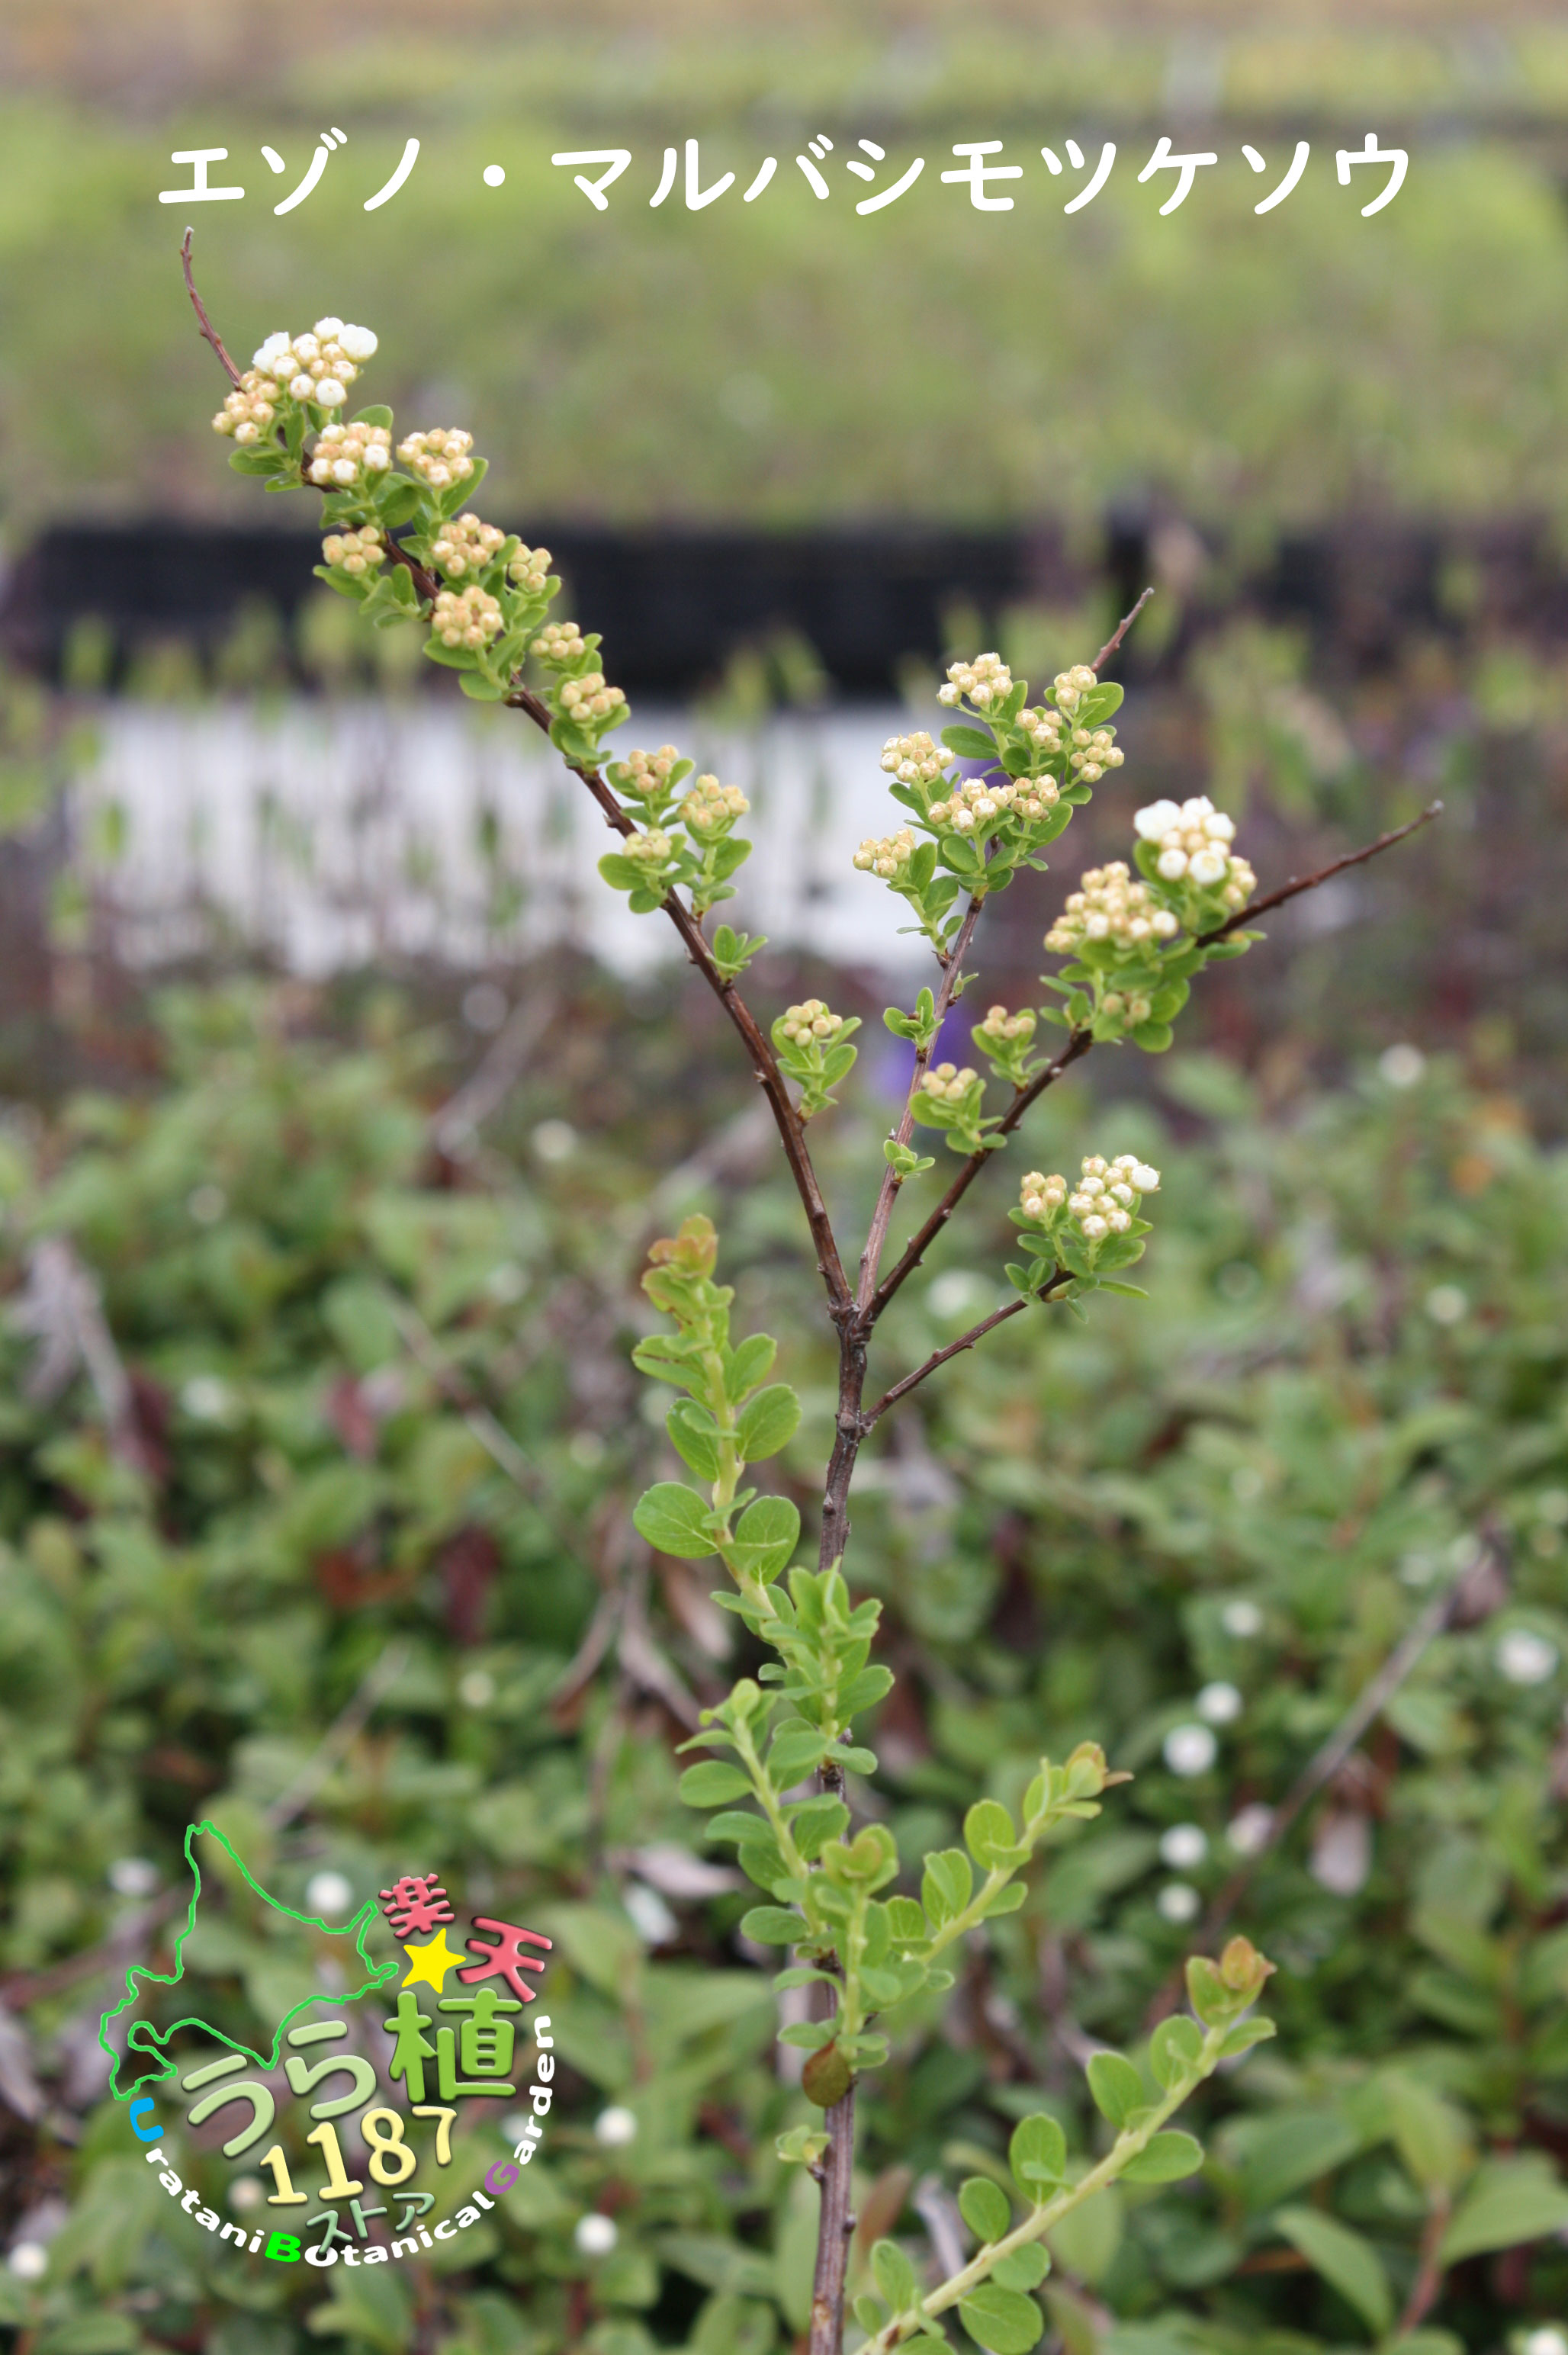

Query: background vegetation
[{"left": 2, "top": 4, "right": 1568, "bottom": 2350}]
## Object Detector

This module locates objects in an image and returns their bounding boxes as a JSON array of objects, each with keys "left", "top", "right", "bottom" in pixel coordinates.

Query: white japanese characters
[{"left": 160, "top": 132, "right": 1411, "bottom": 220}]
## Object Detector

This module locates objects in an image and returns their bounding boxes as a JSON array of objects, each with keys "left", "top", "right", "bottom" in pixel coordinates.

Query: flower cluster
[
  {"left": 771, "top": 998, "right": 861, "bottom": 1116},
  {"left": 777, "top": 1000, "right": 846, "bottom": 1046},
  {"left": 306, "top": 419, "right": 394, "bottom": 488},
  {"left": 1066, "top": 726, "right": 1125, "bottom": 782},
  {"left": 396, "top": 428, "right": 477, "bottom": 488},
  {"left": 429, "top": 513, "right": 506, "bottom": 580},
  {"left": 853, "top": 828, "right": 918, "bottom": 879},
  {"left": 973, "top": 1001, "right": 1038, "bottom": 1084},
  {"left": 1051, "top": 662, "right": 1100, "bottom": 715},
  {"left": 508, "top": 544, "right": 554, "bottom": 593},
  {"left": 623, "top": 828, "right": 674, "bottom": 866},
  {"left": 937, "top": 651, "right": 1012, "bottom": 708},
  {"left": 617, "top": 745, "right": 683, "bottom": 795},
  {"left": 1045, "top": 863, "right": 1181, "bottom": 956},
  {"left": 321, "top": 525, "right": 385, "bottom": 578},
  {"left": 1134, "top": 797, "right": 1254, "bottom": 904},
  {"left": 920, "top": 1062, "right": 978, "bottom": 1105},
  {"left": 879, "top": 731, "right": 951, "bottom": 791},
  {"left": 1021, "top": 1153, "right": 1159, "bottom": 1242},
  {"left": 432, "top": 586, "right": 503, "bottom": 649},
  {"left": 1017, "top": 705, "right": 1067, "bottom": 753},
  {"left": 559, "top": 671, "right": 626, "bottom": 724},
  {"left": 679, "top": 776, "right": 749, "bottom": 834},
  {"left": 927, "top": 773, "right": 1060, "bottom": 831},
  {"left": 976, "top": 1004, "right": 1036, "bottom": 1048},
  {"left": 211, "top": 370, "right": 283, "bottom": 445},
  {"left": 531, "top": 622, "right": 589, "bottom": 666},
  {"left": 255, "top": 319, "right": 378, "bottom": 409}
]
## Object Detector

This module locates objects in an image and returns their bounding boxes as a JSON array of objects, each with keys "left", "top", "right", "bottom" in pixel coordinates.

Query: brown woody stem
[
  {"left": 181, "top": 230, "right": 241, "bottom": 387},
  {"left": 808, "top": 2084, "right": 857, "bottom": 2355},
  {"left": 862, "top": 1270, "right": 1068, "bottom": 1427},
  {"left": 1092, "top": 586, "right": 1155, "bottom": 673},
  {"left": 501, "top": 683, "right": 853, "bottom": 1320}
]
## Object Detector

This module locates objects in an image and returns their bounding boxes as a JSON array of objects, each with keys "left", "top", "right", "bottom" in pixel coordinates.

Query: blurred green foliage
[
  {"left": 1, "top": 972, "right": 1565, "bottom": 2350},
  {"left": 6, "top": 5, "right": 1568, "bottom": 533}
]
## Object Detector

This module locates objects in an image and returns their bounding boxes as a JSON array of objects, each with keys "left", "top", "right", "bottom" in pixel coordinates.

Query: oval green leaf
[{"left": 957, "top": 2281, "right": 1045, "bottom": 2353}]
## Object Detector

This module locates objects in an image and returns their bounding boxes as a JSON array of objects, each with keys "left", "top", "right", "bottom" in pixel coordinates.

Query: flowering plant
[{"left": 188, "top": 250, "right": 1438, "bottom": 2354}]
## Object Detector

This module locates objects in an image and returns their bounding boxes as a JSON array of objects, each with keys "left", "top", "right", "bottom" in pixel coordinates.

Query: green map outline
[{"left": 98, "top": 1818, "right": 400, "bottom": 2103}]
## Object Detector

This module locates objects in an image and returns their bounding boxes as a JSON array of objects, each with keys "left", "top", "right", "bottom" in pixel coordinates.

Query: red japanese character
[
  {"left": 378, "top": 1874, "right": 455, "bottom": 1938},
  {"left": 457, "top": 1917, "right": 552, "bottom": 2001}
]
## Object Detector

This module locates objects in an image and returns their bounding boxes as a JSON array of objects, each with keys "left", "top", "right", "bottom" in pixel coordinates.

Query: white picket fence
[{"left": 79, "top": 698, "right": 930, "bottom": 977}]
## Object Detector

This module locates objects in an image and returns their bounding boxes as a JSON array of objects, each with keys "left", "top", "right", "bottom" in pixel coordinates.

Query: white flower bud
[{"left": 1156, "top": 848, "right": 1188, "bottom": 880}]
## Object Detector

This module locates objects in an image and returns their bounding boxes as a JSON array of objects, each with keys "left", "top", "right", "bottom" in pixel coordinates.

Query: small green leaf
[
  {"left": 632, "top": 1482, "right": 718, "bottom": 1560},
  {"left": 990, "top": 2246, "right": 1049, "bottom": 2292},
  {"left": 1120, "top": 2130, "right": 1203, "bottom": 2183},
  {"left": 941, "top": 725, "right": 1000, "bottom": 760},
  {"left": 1275, "top": 2207, "right": 1393, "bottom": 2337},
  {"left": 665, "top": 1401, "right": 721, "bottom": 1480},
  {"left": 956, "top": 2281, "right": 1045, "bottom": 2353},
  {"left": 678, "top": 1761, "right": 754, "bottom": 1807},
  {"left": 1149, "top": 2014, "right": 1203, "bottom": 2090},
  {"left": 1218, "top": 2017, "right": 1276, "bottom": 2060},
  {"left": 740, "top": 1906, "right": 806, "bottom": 1945},
  {"left": 729, "top": 1494, "right": 802, "bottom": 1579},
  {"left": 1438, "top": 2157, "right": 1568, "bottom": 2264},
  {"left": 921, "top": 1849, "right": 973, "bottom": 1926},
  {"left": 959, "top": 2177, "right": 1013, "bottom": 2244},
  {"left": 736, "top": 1383, "right": 801, "bottom": 1463},
  {"left": 871, "top": 2239, "right": 918, "bottom": 2315},
  {"left": 766, "top": 1725, "right": 828, "bottom": 1788},
  {"left": 1085, "top": 2051, "right": 1144, "bottom": 2128},
  {"left": 1009, "top": 2114, "right": 1066, "bottom": 2199},
  {"left": 964, "top": 1799, "right": 1023, "bottom": 1871},
  {"left": 725, "top": 1333, "right": 778, "bottom": 1400}
]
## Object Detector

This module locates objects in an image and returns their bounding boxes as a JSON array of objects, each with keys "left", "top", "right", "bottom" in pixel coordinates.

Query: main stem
[{"left": 808, "top": 2084, "right": 857, "bottom": 2355}]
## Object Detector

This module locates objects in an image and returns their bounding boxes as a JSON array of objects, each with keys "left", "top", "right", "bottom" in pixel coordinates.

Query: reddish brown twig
[
  {"left": 862, "top": 1270, "right": 1068, "bottom": 1428},
  {"left": 1092, "top": 586, "right": 1155, "bottom": 674},
  {"left": 1201, "top": 801, "right": 1443, "bottom": 944},
  {"left": 502, "top": 681, "right": 852, "bottom": 1318},
  {"left": 180, "top": 229, "right": 242, "bottom": 387},
  {"left": 808, "top": 2083, "right": 857, "bottom": 2355},
  {"left": 868, "top": 1029, "right": 1093, "bottom": 1322},
  {"left": 856, "top": 892, "right": 986, "bottom": 1316}
]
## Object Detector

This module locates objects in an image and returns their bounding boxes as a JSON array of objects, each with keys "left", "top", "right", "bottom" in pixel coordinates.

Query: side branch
[
  {"left": 503, "top": 686, "right": 853, "bottom": 1316},
  {"left": 856, "top": 892, "right": 986, "bottom": 1314},
  {"left": 1200, "top": 801, "right": 1442, "bottom": 943},
  {"left": 862, "top": 1270, "right": 1068, "bottom": 1427},
  {"left": 869, "top": 798, "right": 1442, "bottom": 1325},
  {"left": 181, "top": 230, "right": 242, "bottom": 387},
  {"left": 1091, "top": 586, "right": 1155, "bottom": 674},
  {"left": 869, "top": 1029, "right": 1094, "bottom": 1322}
]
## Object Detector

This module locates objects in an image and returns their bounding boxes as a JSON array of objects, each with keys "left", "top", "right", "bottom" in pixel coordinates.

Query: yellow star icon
[{"left": 400, "top": 1926, "right": 465, "bottom": 1993}]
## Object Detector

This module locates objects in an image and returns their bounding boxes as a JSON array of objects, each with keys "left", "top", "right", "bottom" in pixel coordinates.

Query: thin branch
[
  {"left": 862, "top": 1271, "right": 1068, "bottom": 1427},
  {"left": 856, "top": 892, "right": 986, "bottom": 1315},
  {"left": 869, "top": 798, "right": 1444, "bottom": 1326},
  {"left": 1396, "top": 2193, "right": 1453, "bottom": 2337},
  {"left": 1092, "top": 586, "right": 1155, "bottom": 674},
  {"left": 869, "top": 1029, "right": 1094, "bottom": 1323},
  {"left": 180, "top": 229, "right": 241, "bottom": 387},
  {"left": 1200, "top": 801, "right": 1443, "bottom": 944},
  {"left": 503, "top": 681, "right": 853, "bottom": 1318}
]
